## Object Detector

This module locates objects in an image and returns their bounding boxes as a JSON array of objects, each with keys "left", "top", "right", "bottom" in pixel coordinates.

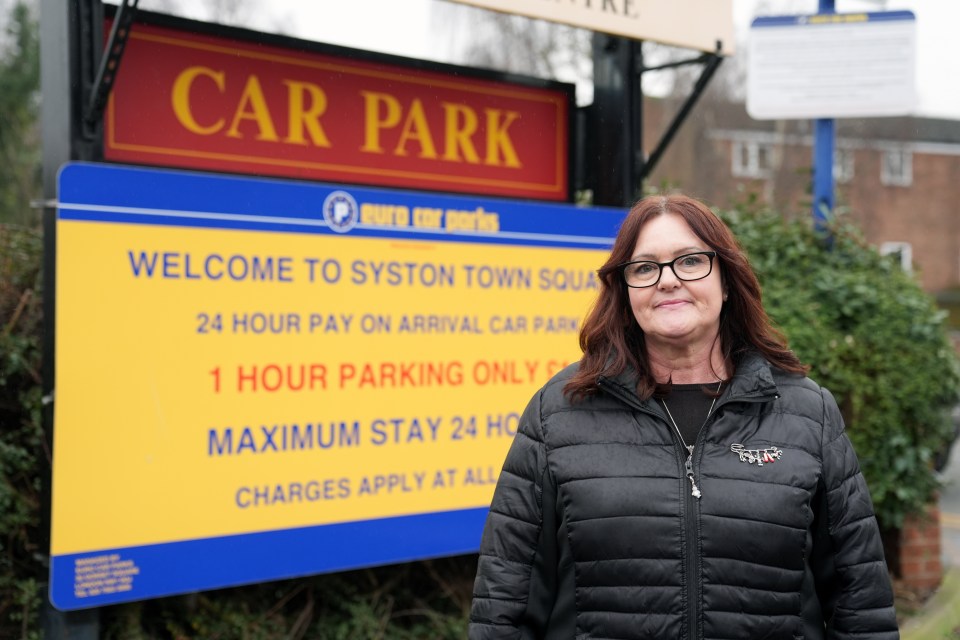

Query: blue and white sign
[{"left": 747, "top": 11, "right": 916, "bottom": 120}]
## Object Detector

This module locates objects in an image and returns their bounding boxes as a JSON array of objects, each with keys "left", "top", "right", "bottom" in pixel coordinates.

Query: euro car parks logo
[{"left": 322, "top": 190, "right": 358, "bottom": 233}]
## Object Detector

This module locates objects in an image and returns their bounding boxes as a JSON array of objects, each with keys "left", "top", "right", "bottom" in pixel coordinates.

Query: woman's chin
[{"left": 646, "top": 325, "right": 695, "bottom": 343}]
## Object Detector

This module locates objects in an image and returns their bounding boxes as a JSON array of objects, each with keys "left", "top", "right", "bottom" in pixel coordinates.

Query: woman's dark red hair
[{"left": 564, "top": 194, "right": 807, "bottom": 401}]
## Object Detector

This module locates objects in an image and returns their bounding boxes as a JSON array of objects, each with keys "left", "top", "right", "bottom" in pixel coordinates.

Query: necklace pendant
[{"left": 690, "top": 480, "right": 702, "bottom": 499}]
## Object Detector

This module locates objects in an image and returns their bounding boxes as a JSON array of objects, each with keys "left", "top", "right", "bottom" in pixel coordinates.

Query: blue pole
[{"left": 813, "top": 0, "right": 836, "bottom": 234}]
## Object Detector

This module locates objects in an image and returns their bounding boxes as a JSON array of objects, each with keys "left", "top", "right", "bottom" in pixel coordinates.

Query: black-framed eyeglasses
[{"left": 619, "top": 251, "right": 717, "bottom": 288}]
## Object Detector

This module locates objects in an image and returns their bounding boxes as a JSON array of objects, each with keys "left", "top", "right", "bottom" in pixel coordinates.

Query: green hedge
[
  {"left": 97, "top": 557, "right": 474, "bottom": 640},
  {"left": 0, "top": 224, "right": 44, "bottom": 639},
  {"left": 723, "top": 206, "right": 960, "bottom": 529},
  {"left": 2, "top": 201, "right": 958, "bottom": 636}
]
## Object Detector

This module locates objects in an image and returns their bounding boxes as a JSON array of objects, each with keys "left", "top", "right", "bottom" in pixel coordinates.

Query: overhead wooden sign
[
  {"left": 104, "top": 15, "right": 571, "bottom": 201},
  {"left": 443, "top": 0, "right": 734, "bottom": 55}
]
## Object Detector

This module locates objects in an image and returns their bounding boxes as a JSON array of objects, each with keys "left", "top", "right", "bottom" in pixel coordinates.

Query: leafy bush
[
  {"left": 723, "top": 205, "right": 960, "bottom": 529},
  {"left": 0, "top": 224, "right": 44, "bottom": 639},
  {"left": 0, "top": 1, "right": 41, "bottom": 227},
  {"left": 98, "top": 557, "right": 474, "bottom": 640}
]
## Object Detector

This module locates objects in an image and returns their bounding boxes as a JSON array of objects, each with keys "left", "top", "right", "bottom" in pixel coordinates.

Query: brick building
[{"left": 644, "top": 99, "right": 960, "bottom": 297}]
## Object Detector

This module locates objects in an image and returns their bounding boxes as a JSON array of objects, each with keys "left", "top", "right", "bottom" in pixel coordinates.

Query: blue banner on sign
[
  {"left": 51, "top": 507, "right": 488, "bottom": 610},
  {"left": 58, "top": 163, "right": 624, "bottom": 250},
  {"left": 751, "top": 10, "right": 915, "bottom": 28}
]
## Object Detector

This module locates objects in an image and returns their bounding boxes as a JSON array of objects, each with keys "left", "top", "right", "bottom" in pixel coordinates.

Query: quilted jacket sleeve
[
  {"left": 469, "top": 388, "right": 554, "bottom": 639},
  {"left": 815, "top": 387, "right": 899, "bottom": 639}
]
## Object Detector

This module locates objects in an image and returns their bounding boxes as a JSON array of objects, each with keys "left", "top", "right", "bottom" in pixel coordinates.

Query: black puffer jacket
[{"left": 469, "top": 353, "right": 899, "bottom": 639}]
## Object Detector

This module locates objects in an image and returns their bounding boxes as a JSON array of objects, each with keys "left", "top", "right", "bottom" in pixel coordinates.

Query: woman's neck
[{"left": 646, "top": 339, "right": 727, "bottom": 384}]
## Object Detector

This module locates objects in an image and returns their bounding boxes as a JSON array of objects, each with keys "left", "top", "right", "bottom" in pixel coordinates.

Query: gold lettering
[
  {"left": 283, "top": 80, "right": 331, "bottom": 147},
  {"left": 226, "top": 75, "right": 279, "bottom": 141},
  {"left": 441, "top": 103, "right": 480, "bottom": 164},
  {"left": 413, "top": 207, "right": 443, "bottom": 228},
  {"left": 171, "top": 66, "right": 225, "bottom": 135},
  {"left": 360, "top": 91, "right": 402, "bottom": 153},
  {"left": 484, "top": 109, "right": 521, "bottom": 168},
  {"left": 361, "top": 203, "right": 410, "bottom": 226},
  {"left": 393, "top": 99, "right": 438, "bottom": 159}
]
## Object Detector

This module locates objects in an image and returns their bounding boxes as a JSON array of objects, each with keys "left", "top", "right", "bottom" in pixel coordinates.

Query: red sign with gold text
[{"left": 104, "top": 19, "right": 570, "bottom": 201}]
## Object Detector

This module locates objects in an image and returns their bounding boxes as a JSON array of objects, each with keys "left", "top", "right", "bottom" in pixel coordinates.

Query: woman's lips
[{"left": 656, "top": 299, "right": 689, "bottom": 308}]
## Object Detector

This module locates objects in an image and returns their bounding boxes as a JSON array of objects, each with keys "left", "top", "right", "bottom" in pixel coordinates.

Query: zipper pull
[{"left": 685, "top": 453, "right": 702, "bottom": 499}]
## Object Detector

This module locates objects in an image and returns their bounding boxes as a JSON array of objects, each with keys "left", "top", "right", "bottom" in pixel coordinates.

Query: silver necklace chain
[
  {"left": 660, "top": 381, "right": 724, "bottom": 501},
  {"left": 660, "top": 392, "right": 723, "bottom": 453}
]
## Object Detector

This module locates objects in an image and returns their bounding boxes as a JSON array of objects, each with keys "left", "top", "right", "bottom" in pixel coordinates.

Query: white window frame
[
  {"left": 880, "top": 148, "right": 912, "bottom": 187},
  {"left": 880, "top": 241, "right": 912, "bottom": 273},
  {"left": 833, "top": 148, "right": 855, "bottom": 184},
  {"left": 731, "top": 140, "right": 773, "bottom": 179}
]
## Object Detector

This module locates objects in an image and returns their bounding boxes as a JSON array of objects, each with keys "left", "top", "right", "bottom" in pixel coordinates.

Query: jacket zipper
[
  {"left": 680, "top": 393, "right": 779, "bottom": 640},
  {"left": 597, "top": 377, "right": 778, "bottom": 640},
  {"left": 598, "top": 379, "right": 706, "bottom": 639},
  {"left": 683, "top": 451, "right": 699, "bottom": 640}
]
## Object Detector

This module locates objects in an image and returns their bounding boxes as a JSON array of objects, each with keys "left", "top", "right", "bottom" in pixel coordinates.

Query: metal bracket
[
  {"left": 84, "top": 0, "right": 139, "bottom": 126},
  {"left": 638, "top": 46, "right": 724, "bottom": 183}
]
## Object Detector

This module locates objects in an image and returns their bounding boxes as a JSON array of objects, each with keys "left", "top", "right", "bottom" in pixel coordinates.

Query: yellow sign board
[{"left": 50, "top": 163, "right": 622, "bottom": 609}]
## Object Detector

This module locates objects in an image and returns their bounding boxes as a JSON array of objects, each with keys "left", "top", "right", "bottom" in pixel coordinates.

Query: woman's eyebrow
[{"left": 631, "top": 246, "right": 705, "bottom": 260}]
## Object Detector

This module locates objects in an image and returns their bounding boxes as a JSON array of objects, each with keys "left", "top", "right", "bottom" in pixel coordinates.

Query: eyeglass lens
[{"left": 623, "top": 252, "right": 713, "bottom": 288}]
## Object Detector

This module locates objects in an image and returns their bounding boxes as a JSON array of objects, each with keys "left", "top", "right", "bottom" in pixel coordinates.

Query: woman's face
[{"left": 627, "top": 213, "right": 725, "bottom": 348}]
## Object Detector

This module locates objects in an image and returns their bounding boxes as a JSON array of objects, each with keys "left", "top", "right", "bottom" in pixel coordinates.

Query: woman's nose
[{"left": 657, "top": 264, "right": 682, "bottom": 288}]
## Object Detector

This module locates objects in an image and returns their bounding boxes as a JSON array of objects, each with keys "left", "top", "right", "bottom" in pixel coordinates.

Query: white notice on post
[{"left": 747, "top": 11, "right": 916, "bottom": 120}]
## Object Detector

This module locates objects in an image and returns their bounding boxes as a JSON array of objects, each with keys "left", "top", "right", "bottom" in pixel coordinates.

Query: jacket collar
[{"left": 598, "top": 350, "right": 780, "bottom": 412}]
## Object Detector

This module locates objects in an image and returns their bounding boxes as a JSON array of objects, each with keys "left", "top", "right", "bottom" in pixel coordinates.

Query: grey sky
[{"left": 90, "top": 0, "right": 960, "bottom": 120}]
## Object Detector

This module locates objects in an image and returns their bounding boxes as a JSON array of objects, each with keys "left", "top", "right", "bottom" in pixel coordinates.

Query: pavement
[{"left": 901, "top": 437, "right": 960, "bottom": 639}]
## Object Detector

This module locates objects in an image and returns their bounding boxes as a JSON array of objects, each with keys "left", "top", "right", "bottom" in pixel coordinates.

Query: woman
[{"left": 469, "top": 195, "right": 898, "bottom": 639}]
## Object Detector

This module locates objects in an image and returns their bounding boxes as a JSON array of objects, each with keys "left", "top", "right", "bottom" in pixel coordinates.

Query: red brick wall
[
  {"left": 843, "top": 152, "right": 960, "bottom": 292},
  {"left": 641, "top": 99, "right": 960, "bottom": 294},
  {"left": 898, "top": 501, "right": 943, "bottom": 592}
]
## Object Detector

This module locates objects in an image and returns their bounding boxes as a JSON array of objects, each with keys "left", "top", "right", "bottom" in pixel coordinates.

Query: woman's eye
[{"left": 635, "top": 263, "right": 657, "bottom": 275}]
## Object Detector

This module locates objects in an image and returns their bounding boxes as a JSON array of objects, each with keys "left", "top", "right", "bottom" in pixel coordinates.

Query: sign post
[{"left": 813, "top": 0, "right": 836, "bottom": 234}]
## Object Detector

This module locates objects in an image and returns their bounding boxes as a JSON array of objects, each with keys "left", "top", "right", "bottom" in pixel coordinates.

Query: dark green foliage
[
  {"left": 0, "top": 224, "right": 44, "bottom": 639},
  {"left": 722, "top": 206, "right": 960, "bottom": 529},
  {"left": 0, "top": 1, "right": 41, "bottom": 227},
  {"left": 98, "top": 557, "right": 474, "bottom": 639},
  {"left": 0, "top": 4, "right": 44, "bottom": 635}
]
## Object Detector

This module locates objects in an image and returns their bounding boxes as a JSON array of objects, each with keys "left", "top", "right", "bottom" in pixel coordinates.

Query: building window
[
  {"left": 881, "top": 148, "right": 912, "bottom": 187},
  {"left": 834, "top": 149, "right": 855, "bottom": 184},
  {"left": 880, "top": 241, "right": 912, "bottom": 272},
  {"left": 732, "top": 141, "right": 773, "bottom": 178}
]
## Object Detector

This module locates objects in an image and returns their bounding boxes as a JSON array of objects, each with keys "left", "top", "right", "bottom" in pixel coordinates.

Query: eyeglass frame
[{"left": 618, "top": 251, "right": 718, "bottom": 289}]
